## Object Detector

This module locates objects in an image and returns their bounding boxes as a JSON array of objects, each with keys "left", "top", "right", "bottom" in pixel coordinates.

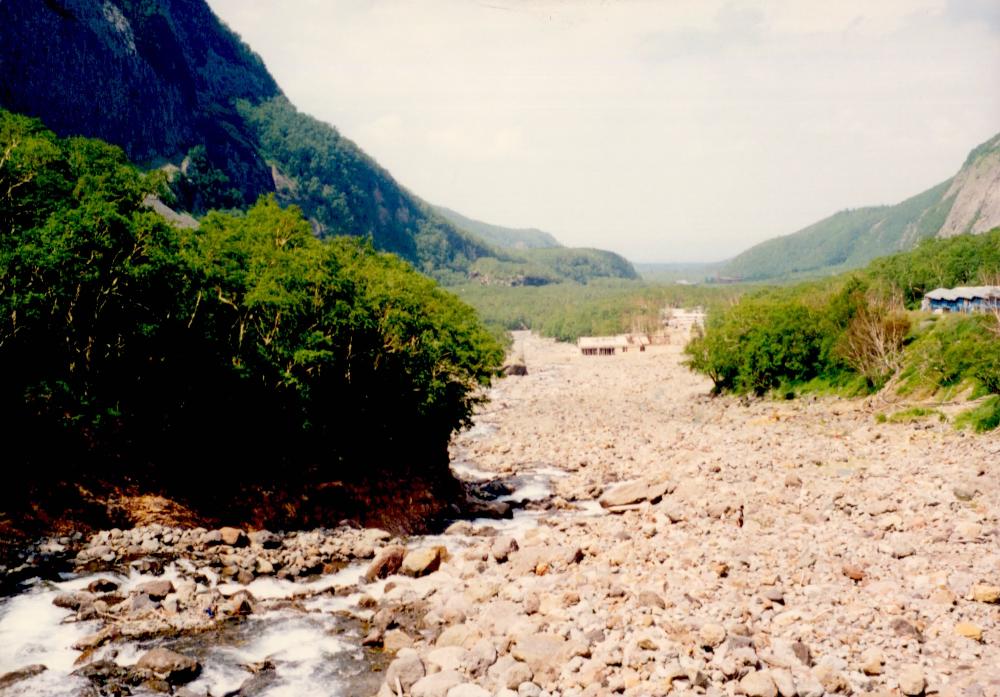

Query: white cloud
[{"left": 208, "top": 0, "right": 1000, "bottom": 262}]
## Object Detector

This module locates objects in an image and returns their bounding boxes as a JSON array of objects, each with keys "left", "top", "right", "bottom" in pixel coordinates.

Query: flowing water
[{"left": 0, "top": 459, "right": 596, "bottom": 696}]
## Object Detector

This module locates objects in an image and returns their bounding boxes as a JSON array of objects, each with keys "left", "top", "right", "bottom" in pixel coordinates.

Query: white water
[{"left": 0, "top": 453, "right": 603, "bottom": 696}]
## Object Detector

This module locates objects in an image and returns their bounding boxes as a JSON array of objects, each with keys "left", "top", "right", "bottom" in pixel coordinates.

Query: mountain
[
  {"left": 722, "top": 132, "right": 1000, "bottom": 281},
  {"left": 0, "top": 0, "right": 494, "bottom": 274},
  {"left": 432, "top": 207, "right": 638, "bottom": 285},
  {"left": 433, "top": 206, "right": 562, "bottom": 249}
]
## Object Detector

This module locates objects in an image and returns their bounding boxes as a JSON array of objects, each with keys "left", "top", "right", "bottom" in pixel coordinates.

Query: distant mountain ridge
[
  {"left": 433, "top": 206, "right": 562, "bottom": 249},
  {"left": 723, "top": 132, "right": 1000, "bottom": 281}
]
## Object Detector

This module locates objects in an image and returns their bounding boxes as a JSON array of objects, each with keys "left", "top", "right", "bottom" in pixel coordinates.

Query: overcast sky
[{"left": 206, "top": 0, "right": 1000, "bottom": 263}]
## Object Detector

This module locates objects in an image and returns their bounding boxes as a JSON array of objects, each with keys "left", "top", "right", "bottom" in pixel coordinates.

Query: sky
[{"left": 206, "top": 0, "right": 1000, "bottom": 263}]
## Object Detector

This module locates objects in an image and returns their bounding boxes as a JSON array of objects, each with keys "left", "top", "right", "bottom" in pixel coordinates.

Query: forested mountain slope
[
  {"left": 723, "top": 132, "right": 1000, "bottom": 281},
  {"left": 433, "top": 205, "right": 562, "bottom": 249}
]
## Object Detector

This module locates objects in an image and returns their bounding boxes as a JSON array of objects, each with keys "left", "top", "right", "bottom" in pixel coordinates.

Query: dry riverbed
[{"left": 1, "top": 330, "right": 998, "bottom": 697}]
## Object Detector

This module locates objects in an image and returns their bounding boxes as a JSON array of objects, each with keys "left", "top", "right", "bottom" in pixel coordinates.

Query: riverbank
[{"left": 1, "top": 330, "right": 997, "bottom": 696}]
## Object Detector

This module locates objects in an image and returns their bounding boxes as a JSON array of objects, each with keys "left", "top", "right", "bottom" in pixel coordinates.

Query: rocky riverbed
[{"left": 1, "top": 331, "right": 998, "bottom": 697}]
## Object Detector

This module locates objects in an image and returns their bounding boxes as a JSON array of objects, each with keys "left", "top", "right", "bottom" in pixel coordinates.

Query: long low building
[
  {"left": 578, "top": 334, "right": 650, "bottom": 356},
  {"left": 921, "top": 286, "right": 1000, "bottom": 313}
]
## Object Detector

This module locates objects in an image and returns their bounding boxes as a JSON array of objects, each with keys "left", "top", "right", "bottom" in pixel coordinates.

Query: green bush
[{"left": 0, "top": 109, "right": 503, "bottom": 504}]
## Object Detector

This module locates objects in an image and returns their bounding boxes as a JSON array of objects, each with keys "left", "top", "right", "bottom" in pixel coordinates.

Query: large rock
[
  {"left": 135, "top": 580, "right": 174, "bottom": 600},
  {"left": 502, "top": 362, "right": 528, "bottom": 377},
  {"left": 598, "top": 478, "right": 675, "bottom": 508},
  {"left": 511, "top": 634, "right": 567, "bottom": 682},
  {"left": 133, "top": 648, "right": 201, "bottom": 684},
  {"left": 410, "top": 670, "right": 463, "bottom": 697},
  {"left": 219, "top": 527, "right": 249, "bottom": 547},
  {"left": 401, "top": 547, "right": 446, "bottom": 577},
  {"left": 0, "top": 664, "right": 46, "bottom": 689},
  {"left": 385, "top": 652, "right": 425, "bottom": 692},
  {"left": 898, "top": 664, "right": 926, "bottom": 696},
  {"left": 447, "top": 684, "right": 491, "bottom": 697},
  {"left": 739, "top": 670, "right": 777, "bottom": 697},
  {"left": 365, "top": 545, "right": 406, "bottom": 582}
]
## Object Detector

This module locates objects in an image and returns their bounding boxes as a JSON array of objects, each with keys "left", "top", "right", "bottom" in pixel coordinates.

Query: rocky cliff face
[
  {"left": 0, "top": 0, "right": 280, "bottom": 203},
  {"left": 723, "top": 131, "right": 1000, "bottom": 281},
  {"left": 938, "top": 133, "right": 1000, "bottom": 237}
]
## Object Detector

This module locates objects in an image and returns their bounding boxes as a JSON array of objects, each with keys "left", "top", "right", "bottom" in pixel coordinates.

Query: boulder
[
  {"left": 411, "top": 670, "right": 463, "bottom": 697},
  {"left": 135, "top": 579, "right": 174, "bottom": 600},
  {"left": 365, "top": 545, "right": 406, "bottom": 582},
  {"left": 739, "top": 670, "right": 777, "bottom": 697},
  {"left": 0, "top": 664, "right": 46, "bottom": 689},
  {"left": 133, "top": 648, "right": 201, "bottom": 684},
  {"left": 401, "top": 547, "right": 446, "bottom": 577},
  {"left": 898, "top": 664, "right": 926, "bottom": 696},
  {"left": 598, "top": 478, "right": 675, "bottom": 508},
  {"left": 502, "top": 362, "right": 528, "bottom": 377},
  {"left": 385, "top": 652, "right": 425, "bottom": 692},
  {"left": 219, "top": 527, "right": 249, "bottom": 547}
]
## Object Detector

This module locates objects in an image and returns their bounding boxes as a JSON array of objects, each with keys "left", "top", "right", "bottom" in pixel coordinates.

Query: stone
[
  {"left": 813, "top": 663, "right": 850, "bottom": 693},
  {"left": 447, "top": 684, "right": 491, "bottom": 697},
  {"left": 699, "top": 623, "right": 727, "bottom": 648},
  {"left": 365, "top": 545, "right": 406, "bottom": 582},
  {"left": 425, "top": 646, "right": 475, "bottom": 675},
  {"left": 401, "top": 547, "right": 446, "bottom": 577},
  {"left": 955, "top": 622, "right": 984, "bottom": 642},
  {"left": 970, "top": 583, "right": 1000, "bottom": 604},
  {"left": 86, "top": 578, "right": 119, "bottom": 593},
  {"left": 898, "top": 664, "right": 926, "bottom": 696},
  {"left": 491, "top": 536, "right": 519, "bottom": 563},
  {"left": 891, "top": 539, "right": 916, "bottom": 559},
  {"left": 841, "top": 564, "right": 865, "bottom": 582},
  {"left": 386, "top": 653, "right": 425, "bottom": 692},
  {"left": 859, "top": 647, "right": 885, "bottom": 675},
  {"left": 136, "top": 579, "right": 175, "bottom": 600},
  {"left": 739, "top": 670, "right": 777, "bottom": 697},
  {"left": 953, "top": 484, "right": 977, "bottom": 501},
  {"left": 599, "top": 478, "right": 674, "bottom": 508},
  {"left": 219, "top": 527, "right": 248, "bottom": 547},
  {"left": 0, "top": 664, "right": 46, "bottom": 689},
  {"left": 784, "top": 473, "right": 802, "bottom": 487},
  {"left": 502, "top": 362, "right": 528, "bottom": 377},
  {"left": 511, "top": 634, "right": 567, "bottom": 681},
  {"left": 637, "top": 590, "right": 666, "bottom": 609},
  {"left": 384, "top": 629, "right": 414, "bottom": 652},
  {"left": 134, "top": 648, "right": 201, "bottom": 684},
  {"left": 52, "top": 591, "right": 90, "bottom": 610},
  {"left": 249, "top": 529, "right": 282, "bottom": 549},
  {"left": 411, "top": 670, "right": 464, "bottom": 697},
  {"left": 771, "top": 668, "right": 796, "bottom": 697}
]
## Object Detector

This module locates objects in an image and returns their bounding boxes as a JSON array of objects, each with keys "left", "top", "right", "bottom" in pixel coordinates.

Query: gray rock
[
  {"left": 386, "top": 652, "right": 425, "bottom": 692},
  {"left": 365, "top": 545, "right": 406, "bottom": 582},
  {"left": 898, "top": 664, "right": 926, "bottom": 696},
  {"left": 739, "top": 670, "right": 777, "bottom": 697},
  {"left": 401, "top": 547, "right": 446, "bottom": 577},
  {"left": 411, "top": 669, "right": 464, "bottom": 697},
  {"left": 599, "top": 478, "right": 675, "bottom": 508},
  {"left": 134, "top": 648, "right": 200, "bottom": 684},
  {"left": 0, "top": 664, "right": 46, "bottom": 689},
  {"left": 135, "top": 579, "right": 174, "bottom": 600}
]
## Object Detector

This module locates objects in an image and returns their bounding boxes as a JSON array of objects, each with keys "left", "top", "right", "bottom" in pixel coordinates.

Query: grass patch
[
  {"left": 877, "top": 407, "right": 945, "bottom": 424},
  {"left": 955, "top": 395, "right": 1000, "bottom": 433}
]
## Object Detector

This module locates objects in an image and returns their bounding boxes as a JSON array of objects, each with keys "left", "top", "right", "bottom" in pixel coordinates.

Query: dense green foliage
[
  {"left": 686, "top": 229, "right": 1000, "bottom": 430},
  {"left": 0, "top": 110, "right": 503, "bottom": 504},
  {"left": 434, "top": 206, "right": 561, "bottom": 249},
  {"left": 723, "top": 180, "right": 954, "bottom": 282},
  {"left": 867, "top": 229, "right": 1000, "bottom": 306},
  {"left": 723, "top": 131, "right": 1000, "bottom": 282},
  {"left": 456, "top": 280, "right": 735, "bottom": 342},
  {"left": 237, "top": 97, "right": 493, "bottom": 275}
]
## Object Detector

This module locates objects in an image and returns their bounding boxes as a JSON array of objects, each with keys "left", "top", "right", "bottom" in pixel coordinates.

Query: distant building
[
  {"left": 578, "top": 334, "right": 648, "bottom": 356},
  {"left": 921, "top": 286, "right": 1000, "bottom": 313}
]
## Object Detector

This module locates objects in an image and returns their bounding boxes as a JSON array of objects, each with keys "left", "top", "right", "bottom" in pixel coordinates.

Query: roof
[
  {"left": 924, "top": 286, "right": 1000, "bottom": 301},
  {"left": 578, "top": 335, "right": 630, "bottom": 349}
]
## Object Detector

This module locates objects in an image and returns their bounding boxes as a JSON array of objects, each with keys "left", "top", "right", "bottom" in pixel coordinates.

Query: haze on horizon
[{"left": 206, "top": 0, "right": 1000, "bottom": 263}]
